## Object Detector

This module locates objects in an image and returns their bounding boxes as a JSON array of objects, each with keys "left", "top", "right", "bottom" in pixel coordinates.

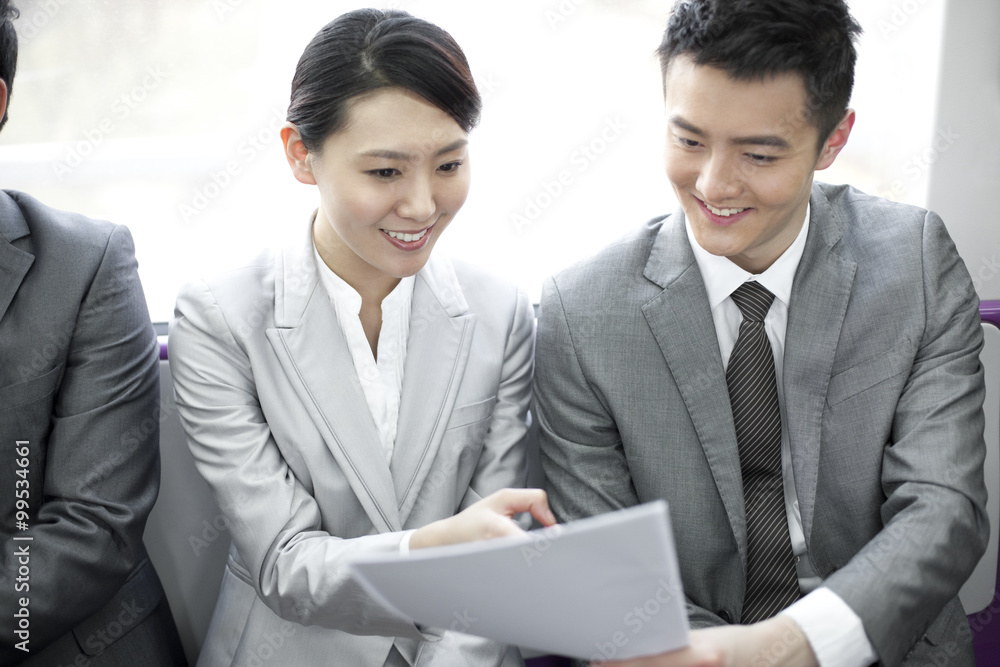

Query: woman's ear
[{"left": 281, "top": 123, "right": 317, "bottom": 185}]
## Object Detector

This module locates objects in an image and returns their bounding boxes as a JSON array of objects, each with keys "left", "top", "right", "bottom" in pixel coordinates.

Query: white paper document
[{"left": 350, "top": 501, "right": 689, "bottom": 662}]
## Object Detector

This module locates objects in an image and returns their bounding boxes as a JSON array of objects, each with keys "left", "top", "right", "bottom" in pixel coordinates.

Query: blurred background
[{"left": 0, "top": 0, "right": 996, "bottom": 322}]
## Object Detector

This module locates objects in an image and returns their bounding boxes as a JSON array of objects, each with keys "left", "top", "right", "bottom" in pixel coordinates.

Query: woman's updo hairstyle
[{"left": 287, "top": 8, "right": 482, "bottom": 153}]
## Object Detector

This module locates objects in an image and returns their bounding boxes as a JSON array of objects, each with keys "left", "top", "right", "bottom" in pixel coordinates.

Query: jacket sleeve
[
  {"left": 822, "top": 211, "right": 989, "bottom": 666},
  {"left": 0, "top": 225, "right": 161, "bottom": 664},
  {"left": 168, "top": 278, "right": 436, "bottom": 639},
  {"left": 534, "top": 275, "right": 729, "bottom": 631}
]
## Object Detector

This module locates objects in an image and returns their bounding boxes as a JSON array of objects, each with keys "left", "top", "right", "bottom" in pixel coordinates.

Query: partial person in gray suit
[
  {"left": 0, "top": 2, "right": 186, "bottom": 665},
  {"left": 169, "top": 9, "right": 553, "bottom": 667},
  {"left": 534, "top": 1, "right": 988, "bottom": 666}
]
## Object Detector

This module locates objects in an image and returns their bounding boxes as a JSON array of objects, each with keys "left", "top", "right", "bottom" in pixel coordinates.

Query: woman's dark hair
[
  {"left": 0, "top": 0, "right": 18, "bottom": 132},
  {"left": 287, "top": 9, "right": 481, "bottom": 153},
  {"left": 658, "top": 0, "right": 862, "bottom": 150}
]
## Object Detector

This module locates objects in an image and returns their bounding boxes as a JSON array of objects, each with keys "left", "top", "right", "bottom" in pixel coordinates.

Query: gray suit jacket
[
  {"left": 168, "top": 231, "right": 534, "bottom": 666},
  {"left": 535, "top": 182, "right": 989, "bottom": 666},
  {"left": 0, "top": 190, "right": 185, "bottom": 665}
]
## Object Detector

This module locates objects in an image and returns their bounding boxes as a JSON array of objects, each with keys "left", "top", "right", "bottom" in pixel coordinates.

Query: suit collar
[
  {"left": 783, "top": 184, "right": 857, "bottom": 542},
  {"left": 642, "top": 210, "right": 750, "bottom": 561},
  {"left": 0, "top": 191, "right": 35, "bottom": 325},
  {"left": 268, "top": 225, "right": 475, "bottom": 531},
  {"left": 641, "top": 189, "right": 858, "bottom": 558},
  {"left": 391, "top": 259, "right": 475, "bottom": 525},
  {"left": 686, "top": 204, "right": 811, "bottom": 310}
]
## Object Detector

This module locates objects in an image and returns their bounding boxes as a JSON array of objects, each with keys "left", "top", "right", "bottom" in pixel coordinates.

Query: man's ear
[
  {"left": 816, "top": 109, "right": 855, "bottom": 171},
  {"left": 281, "top": 123, "right": 317, "bottom": 185}
]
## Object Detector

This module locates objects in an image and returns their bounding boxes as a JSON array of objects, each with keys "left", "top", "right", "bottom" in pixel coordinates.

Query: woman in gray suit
[{"left": 168, "top": 9, "right": 552, "bottom": 666}]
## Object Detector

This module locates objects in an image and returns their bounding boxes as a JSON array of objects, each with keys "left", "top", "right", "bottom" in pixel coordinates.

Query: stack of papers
[{"left": 350, "top": 501, "right": 690, "bottom": 662}]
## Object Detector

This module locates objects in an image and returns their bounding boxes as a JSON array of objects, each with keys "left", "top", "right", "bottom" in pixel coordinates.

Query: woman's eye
[
  {"left": 369, "top": 168, "right": 400, "bottom": 179},
  {"left": 438, "top": 161, "right": 463, "bottom": 173}
]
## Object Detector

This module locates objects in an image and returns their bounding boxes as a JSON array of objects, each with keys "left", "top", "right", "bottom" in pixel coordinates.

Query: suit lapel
[
  {"left": 783, "top": 188, "right": 856, "bottom": 543},
  {"left": 391, "top": 256, "right": 475, "bottom": 525},
  {"left": 641, "top": 211, "right": 748, "bottom": 560},
  {"left": 266, "top": 234, "right": 401, "bottom": 533},
  {"left": 0, "top": 194, "right": 34, "bottom": 324}
]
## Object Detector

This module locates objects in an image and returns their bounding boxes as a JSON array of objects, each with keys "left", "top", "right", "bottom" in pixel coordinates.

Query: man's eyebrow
[
  {"left": 669, "top": 115, "right": 790, "bottom": 150},
  {"left": 669, "top": 115, "right": 704, "bottom": 137},
  {"left": 358, "top": 139, "right": 469, "bottom": 162},
  {"left": 731, "top": 134, "right": 790, "bottom": 150}
]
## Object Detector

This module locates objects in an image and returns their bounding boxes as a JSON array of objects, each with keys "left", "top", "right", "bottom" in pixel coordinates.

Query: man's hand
[
  {"left": 410, "top": 488, "right": 556, "bottom": 549},
  {"left": 596, "top": 616, "right": 818, "bottom": 667}
]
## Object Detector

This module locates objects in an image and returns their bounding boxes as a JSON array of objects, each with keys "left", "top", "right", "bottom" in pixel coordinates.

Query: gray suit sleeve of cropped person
[
  {"left": 533, "top": 276, "right": 727, "bottom": 632},
  {"left": 0, "top": 224, "right": 162, "bottom": 664}
]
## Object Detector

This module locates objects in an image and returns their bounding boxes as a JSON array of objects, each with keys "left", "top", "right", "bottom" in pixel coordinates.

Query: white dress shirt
[
  {"left": 685, "top": 205, "right": 878, "bottom": 667},
  {"left": 313, "top": 245, "right": 414, "bottom": 466}
]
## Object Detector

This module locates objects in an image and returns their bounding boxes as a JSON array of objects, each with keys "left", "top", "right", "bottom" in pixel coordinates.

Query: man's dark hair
[
  {"left": 657, "top": 0, "right": 862, "bottom": 150},
  {"left": 0, "top": 0, "right": 18, "bottom": 132},
  {"left": 287, "top": 8, "right": 481, "bottom": 154}
]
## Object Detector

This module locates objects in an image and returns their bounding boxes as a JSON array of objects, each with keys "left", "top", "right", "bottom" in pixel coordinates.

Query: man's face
[{"left": 662, "top": 55, "right": 851, "bottom": 273}]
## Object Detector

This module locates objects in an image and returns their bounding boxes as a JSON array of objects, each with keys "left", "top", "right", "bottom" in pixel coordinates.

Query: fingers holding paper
[{"left": 410, "top": 488, "right": 557, "bottom": 549}]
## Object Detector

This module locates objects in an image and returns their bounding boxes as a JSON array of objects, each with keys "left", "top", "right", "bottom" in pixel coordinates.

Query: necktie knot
[{"left": 731, "top": 281, "right": 775, "bottom": 323}]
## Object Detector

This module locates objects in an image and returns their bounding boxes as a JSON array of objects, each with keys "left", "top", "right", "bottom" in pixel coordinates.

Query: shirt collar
[
  {"left": 685, "top": 203, "right": 810, "bottom": 309},
  {"left": 312, "top": 243, "right": 414, "bottom": 316}
]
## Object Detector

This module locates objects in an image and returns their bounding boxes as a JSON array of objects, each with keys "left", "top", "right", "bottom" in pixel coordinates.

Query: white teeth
[
  {"left": 385, "top": 228, "right": 428, "bottom": 242},
  {"left": 705, "top": 203, "right": 746, "bottom": 217}
]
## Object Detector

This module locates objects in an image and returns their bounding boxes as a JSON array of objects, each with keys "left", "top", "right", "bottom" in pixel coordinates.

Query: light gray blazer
[
  {"left": 535, "top": 182, "right": 989, "bottom": 666},
  {"left": 168, "top": 232, "right": 533, "bottom": 667}
]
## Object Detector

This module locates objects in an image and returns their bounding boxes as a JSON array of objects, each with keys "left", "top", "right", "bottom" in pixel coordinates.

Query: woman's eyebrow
[{"left": 358, "top": 139, "right": 468, "bottom": 162}]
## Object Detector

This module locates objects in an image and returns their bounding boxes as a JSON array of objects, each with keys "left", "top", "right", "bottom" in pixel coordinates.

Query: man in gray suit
[
  {"left": 535, "top": 1, "right": 988, "bottom": 665},
  {"left": 0, "top": 2, "right": 186, "bottom": 664}
]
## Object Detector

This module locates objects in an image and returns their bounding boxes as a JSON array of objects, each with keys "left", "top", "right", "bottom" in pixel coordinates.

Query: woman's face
[{"left": 291, "top": 87, "right": 471, "bottom": 294}]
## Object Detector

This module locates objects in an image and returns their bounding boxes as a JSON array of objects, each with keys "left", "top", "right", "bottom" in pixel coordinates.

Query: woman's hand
[{"left": 409, "top": 488, "right": 556, "bottom": 550}]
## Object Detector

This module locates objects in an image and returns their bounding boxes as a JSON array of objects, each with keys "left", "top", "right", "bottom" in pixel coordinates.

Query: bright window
[{"left": 0, "top": 0, "right": 945, "bottom": 322}]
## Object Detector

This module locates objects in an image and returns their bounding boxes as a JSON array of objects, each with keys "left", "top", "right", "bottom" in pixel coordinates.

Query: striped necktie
[{"left": 726, "top": 281, "right": 800, "bottom": 623}]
